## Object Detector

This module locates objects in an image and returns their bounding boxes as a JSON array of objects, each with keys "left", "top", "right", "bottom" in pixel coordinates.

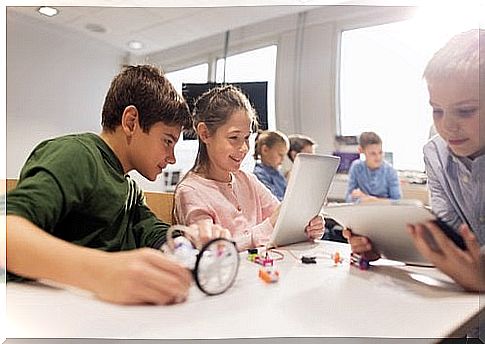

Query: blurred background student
[
  {"left": 253, "top": 130, "right": 289, "bottom": 201},
  {"left": 280, "top": 134, "right": 316, "bottom": 180},
  {"left": 345, "top": 131, "right": 401, "bottom": 203}
]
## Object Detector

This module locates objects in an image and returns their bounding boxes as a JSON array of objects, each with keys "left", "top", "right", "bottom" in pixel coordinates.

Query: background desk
[
  {"left": 6, "top": 241, "right": 483, "bottom": 341},
  {"left": 327, "top": 174, "right": 429, "bottom": 205}
]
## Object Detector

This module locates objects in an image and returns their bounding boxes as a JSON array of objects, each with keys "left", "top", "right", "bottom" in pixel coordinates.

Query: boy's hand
[
  {"left": 351, "top": 189, "right": 379, "bottom": 203},
  {"left": 351, "top": 188, "right": 366, "bottom": 200},
  {"left": 183, "top": 219, "right": 231, "bottom": 249},
  {"left": 94, "top": 248, "right": 193, "bottom": 305},
  {"left": 342, "top": 228, "right": 380, "bottom": 261},
  {"left": 305, "top": 215, "right": 325, "bottom": 240},
  {"left": 408, "top": 223, "right": 484, "bottom": 292}
]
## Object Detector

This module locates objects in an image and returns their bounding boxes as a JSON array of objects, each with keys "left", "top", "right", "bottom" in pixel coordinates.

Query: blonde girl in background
[
  {"left": 174, "top": 85, "right": 324, "bottom": 251},
  {"left": 253, "top": 130, "right": 289, "bottom": 201}
]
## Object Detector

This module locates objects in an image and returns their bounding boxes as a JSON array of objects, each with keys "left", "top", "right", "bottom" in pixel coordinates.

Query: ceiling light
[
  {"left": 128, "top": 40, "right": 144, "bottom": 50},
  {"left": 85, "top": 23, "right": 107, "bottom": 33},
  {"left": 37, "top": 6, "right": 59, "bottom": 17}
]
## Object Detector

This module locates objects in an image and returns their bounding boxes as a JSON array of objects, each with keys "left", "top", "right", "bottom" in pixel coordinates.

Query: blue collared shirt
[
  {"left": 423, "top": 135, "right": 485, "bottom": 245},
  {"left": 345, "top": 159, "right": 401, "bottom": 203},
  {"left": 253, "top": 162, "right": 287, "bottom": 201}
]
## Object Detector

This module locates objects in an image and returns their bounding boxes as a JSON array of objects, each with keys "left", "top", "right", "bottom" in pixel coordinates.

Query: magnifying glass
[{"left": 165, "top": 225, "right": 240, "bottom": 296}]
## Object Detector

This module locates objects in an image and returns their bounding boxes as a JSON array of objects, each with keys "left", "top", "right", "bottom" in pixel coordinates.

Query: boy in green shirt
[{"left": 6, "top": 65, "right": 228, "bottom": 305}]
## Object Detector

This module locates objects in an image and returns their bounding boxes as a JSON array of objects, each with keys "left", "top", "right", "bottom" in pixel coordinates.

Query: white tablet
[
  {"left": 267, "top": 153, "right": 340, "bottom": 248},
  {"left": 322, "top": 201, "right": 465, "bottom": 266}
]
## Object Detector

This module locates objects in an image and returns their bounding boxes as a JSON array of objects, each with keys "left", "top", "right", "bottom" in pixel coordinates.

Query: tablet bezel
[{"left": 267, "top": 153, "right": 340, "bottom": 248}]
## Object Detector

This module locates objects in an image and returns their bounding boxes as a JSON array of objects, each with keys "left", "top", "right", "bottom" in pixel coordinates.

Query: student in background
[
  {"left": 345, "top": 131, "right": 401, "bottom": 203},
  {"left": 174, "top": 85, "right": 324, "bottom": 251},
  {"left": 281, "top": 134, "right": 316, "bottom": 180},
  {"left": 253, "top": 130, "right": 289, "bottom": 201},
  {"left": 6, "top": 65, "right": 229, "bottom": 305},
  {"left": 345, "top": 29, "right": 484, "bottom": 294}
]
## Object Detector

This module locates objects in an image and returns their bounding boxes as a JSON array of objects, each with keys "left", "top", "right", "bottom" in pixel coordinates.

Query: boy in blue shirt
[{"left": 345, "top": 131, "right": 401, "bottom": 203}]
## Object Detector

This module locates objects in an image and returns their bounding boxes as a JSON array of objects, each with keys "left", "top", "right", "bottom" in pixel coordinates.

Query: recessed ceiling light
[
  {"left": 85, "top": 23, "right": 107, "bottom": 33},
  {"left": 37, "top": 6, "right": 59, "bottom": 17},
  {"left": 128, "top": 40, "right": 144, "bottom": 50}
]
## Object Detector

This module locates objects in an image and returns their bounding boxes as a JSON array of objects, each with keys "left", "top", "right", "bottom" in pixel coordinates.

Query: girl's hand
[
  {"left": 183, "top": 219, "right": 231, "bottom": 249},
  {"left": 305, "top": 215, "right": 325, "bottom": 240},
  {"left": 408, "top": 223, "right": 484, "bottom": 292},
  {"left": 342, "top": 228, "right": 381, "bottom": 261}
]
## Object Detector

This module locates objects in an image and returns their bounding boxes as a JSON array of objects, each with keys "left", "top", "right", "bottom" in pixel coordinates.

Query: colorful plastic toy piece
[
  {"left": 301, "top": 256, "right": 317, "bottom": 264},
  {"left": 332, "top": 251, "right": 343, "bottom": 265},
  {"left": 358, "top": 258, "right": 370, "bottom": 270},
  {"left": 247, "top": 253, "right": 258, "bottom": 262},
  {"left": 254, "top": 255, "right": 273, "bottom": 266},
  {"left": 258, "top": 266, "right": 280, "bottom": 283},
  {"left": 350, "top": 253, "right": 370, "bottom": 270},
  {"left": 247, "top": 248, "right": 258, "bottom": 255}
]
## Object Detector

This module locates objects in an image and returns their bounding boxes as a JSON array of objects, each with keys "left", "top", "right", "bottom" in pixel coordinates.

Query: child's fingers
[
  {"left": 424, "top": 221, "right": 464, "bottom": 256},
  {"left": 213, "top": 224, "right": 232, "bottom": 240},
  {"left": 310, "top": 215, "right": 324, "bottom": 226},
  {"left": 459, "top": 224, "right": 480, "bottom": 261},
  {"left": 306, "top": 228, "right": 324, "bottom": 239},
  {"left": 408, "top": 224, "right": 443, "bottom": 263},
  {"left": 349, "top": 237, "right": 373, "bottom": 254},
  {"left": 342, "top": 228, "right": 352, "bottom": 240},
  {"left": 307, "top": 220, "right": 324, "bottom": 232}
]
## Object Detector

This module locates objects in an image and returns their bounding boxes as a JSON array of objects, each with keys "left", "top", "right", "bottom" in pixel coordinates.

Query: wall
[
  {"left": 6, "top": 6, "right": 416, "bottom": 192},
  {"left": 134, "top": 5, "right": 415, "bottom": 191},
  {"left": 6, "top": 10, "right": 124, "bottom": 178}
]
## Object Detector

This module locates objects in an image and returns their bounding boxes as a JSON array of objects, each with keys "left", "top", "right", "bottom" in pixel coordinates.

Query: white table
[{"left": 6, "top": 241, "right": 483, "bottom": 341}]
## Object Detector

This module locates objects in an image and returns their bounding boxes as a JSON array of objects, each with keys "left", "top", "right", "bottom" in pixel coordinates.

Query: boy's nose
[
  {"left": 166, "top": 149, "right": 176, "bottom": 164},
  {"left": 442, "top": 112, "right": 460, "bottom": 132}
]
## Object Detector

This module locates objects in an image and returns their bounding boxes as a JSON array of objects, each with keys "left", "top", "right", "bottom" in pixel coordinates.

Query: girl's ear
[
  {"left": 261, "top": 144, "right": 270, "bottom": 154},
  {"left": 197, "top": 122, "right": 210, "bottom": 143},
  {"left": 289, "top": 150, "right": 297, "bottom": 161},
  {"left": 121, "top": 105, "right": 139, "bottom": 137}
]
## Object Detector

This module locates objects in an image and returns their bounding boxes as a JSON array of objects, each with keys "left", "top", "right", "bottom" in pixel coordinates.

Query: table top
[{"left": 6, "top": 241, "right": 483, "bottom": 340}]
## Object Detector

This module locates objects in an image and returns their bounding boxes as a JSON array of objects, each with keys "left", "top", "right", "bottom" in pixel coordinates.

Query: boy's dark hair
[
  {"left": 288, "top": 134, "right": 315, "bottom": 161},
  {"left": 101, "top": 65, "right": 191, "bottom": 132},
  {"left": 253, "top": 130, "right": 289, "bottom": 160},
  {"left": 359, "top": 131, "right": 382, "bottom": 148}
]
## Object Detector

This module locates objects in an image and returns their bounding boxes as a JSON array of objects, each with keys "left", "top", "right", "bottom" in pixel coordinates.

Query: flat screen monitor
[
  {"left": 182, "top": 82, "right": 268, "bottom": 139},
  {"left": 332, "top": 151, "right": 360, "bottom": 174}
]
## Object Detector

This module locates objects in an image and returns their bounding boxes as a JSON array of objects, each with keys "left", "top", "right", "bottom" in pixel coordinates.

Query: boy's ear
[
  {"left": 261, "top": 144, "right": 269, "bottom": 154},
  {"left": 197, "top": 122, "right": 210, "bottom": 143},
  {"left": 357, "top": 145, "right": 363, "bottom": 154},
  {"left": 121, "top": 106, "right": 139, "bottom": 136},
  {"left": 289, "top": 150, "right": 297, "bottom": 161}
]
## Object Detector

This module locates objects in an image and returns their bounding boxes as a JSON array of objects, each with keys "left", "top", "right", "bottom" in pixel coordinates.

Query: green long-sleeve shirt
[{"left": 7, "top": 133, "right": 169, "bottom": 280}]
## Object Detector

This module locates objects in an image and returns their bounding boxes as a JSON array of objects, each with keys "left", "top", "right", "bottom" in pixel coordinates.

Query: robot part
[{"left": 258, "top": 266, "right": 280, "bottom": 283}]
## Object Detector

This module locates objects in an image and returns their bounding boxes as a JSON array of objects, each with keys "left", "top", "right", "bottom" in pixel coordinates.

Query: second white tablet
[{"left": 267, "top": 153, "right": 340, "bottom": 248}]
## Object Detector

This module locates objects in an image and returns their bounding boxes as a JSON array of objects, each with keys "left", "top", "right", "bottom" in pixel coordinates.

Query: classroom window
[
  {"left": 215, "top": 45, "right": 277, "bottom": 130},
  {"left": 338, "top": 12, "right": 477, "bottom": 171},
  {"left": 165, "top": 63, "right": 209, "bottom": 95}
]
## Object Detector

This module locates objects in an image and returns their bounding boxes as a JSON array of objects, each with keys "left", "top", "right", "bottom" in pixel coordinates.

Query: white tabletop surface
[{"left": 6, "top": 241, "right": 483, "bottom": 340}]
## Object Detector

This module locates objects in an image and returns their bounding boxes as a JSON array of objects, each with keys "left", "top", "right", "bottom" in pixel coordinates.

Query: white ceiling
[{"left": 8, "top": 5, "right": 330, "bottom": 55}]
